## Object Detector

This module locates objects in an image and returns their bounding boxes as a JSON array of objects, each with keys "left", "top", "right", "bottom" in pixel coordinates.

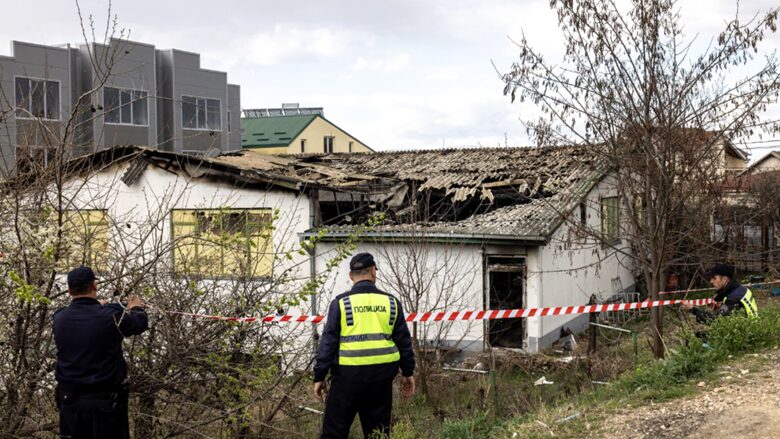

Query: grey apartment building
[{"left": 0, "top": 38, "right": 240, "bottom": 172}]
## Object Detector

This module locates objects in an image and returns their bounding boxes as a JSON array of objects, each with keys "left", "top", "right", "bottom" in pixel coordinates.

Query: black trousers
[
  {"left": 321, "top": 378, "right": 393, "bottom": 439},
  {"left": 57, "top": 387, "right": 129, "bottom": 439}
]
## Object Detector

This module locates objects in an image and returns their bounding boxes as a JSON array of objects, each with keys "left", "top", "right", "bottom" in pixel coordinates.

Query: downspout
[{"left": 308, "top": 189, "right": 321, "bottom": 356}]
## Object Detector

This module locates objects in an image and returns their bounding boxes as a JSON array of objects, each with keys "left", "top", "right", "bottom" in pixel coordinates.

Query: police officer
[
  {"left": 681, "top": 263, "right": 759, "bottom": 323},
  {"left": 53, "top": 266, "right": 149, "bottom": 438},
  {"left": 314, "top": 253, "right": 415, "bottom": 439}
]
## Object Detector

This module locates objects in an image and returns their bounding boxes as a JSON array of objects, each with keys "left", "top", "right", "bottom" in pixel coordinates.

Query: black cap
[
  {"left": 349, "top": 253, "right": 376, "bottom": 272},
  {"left": 706, "top": 263, "right": 735, "bottom": 279},
  {"left": 67, "top": 266, "right": 96, "bottom": 292}
]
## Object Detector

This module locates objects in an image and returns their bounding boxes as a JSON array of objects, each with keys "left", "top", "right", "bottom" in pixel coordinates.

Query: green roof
[{"left": 241, "top": 115, "right": 317, "bottom": 148}]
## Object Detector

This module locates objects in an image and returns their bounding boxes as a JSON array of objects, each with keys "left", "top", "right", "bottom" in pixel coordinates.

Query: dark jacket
[
  {"left": 53, "top": 297, "right": 149, "bottom": 386},
  {"left": 712, "top": 279, "right": 750, "bottom": 312},
  {"left": 314, "top": 280, "right": 415, "bottom": 383}
]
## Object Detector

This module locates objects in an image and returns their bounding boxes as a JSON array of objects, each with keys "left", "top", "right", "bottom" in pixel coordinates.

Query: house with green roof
[{"left": 241, "top": 114, "right": 373, "bottom": 155}]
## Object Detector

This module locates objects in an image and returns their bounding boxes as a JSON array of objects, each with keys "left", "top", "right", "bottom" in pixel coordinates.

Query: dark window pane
[
  {"left": 120, "top": 90, "right": 132, "bottom": 124},
  {"left": 104, "top": 87, "right": 120, "bottom": 123},
  {"left": 206, "top": 99, "right": 220, "bottom": 130},
  {"left": 30, "top": 80, "right": 45, "bottom": 118},
  {"left": 45, "top": 81, "right": 59, "bottom": 120},
  {"left": 182, "top": 96, "right": 197, "bottom": 129},
  {"left": 196, "top": 98, "right": 206, "bottom": 129},
  {"left": 132, "top": 90, "right": 148, "bottom": 125},
  {"left": 15, "top": 78, "right": 30, "bottom": 117}
]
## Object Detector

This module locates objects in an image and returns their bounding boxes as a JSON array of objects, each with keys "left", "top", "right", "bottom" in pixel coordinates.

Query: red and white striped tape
[
  {"left": 166, "top": 298, "right": 714, "bottom": 324},
  {"left": 658, "top": 279, "right": 780, "bottom": 295}
]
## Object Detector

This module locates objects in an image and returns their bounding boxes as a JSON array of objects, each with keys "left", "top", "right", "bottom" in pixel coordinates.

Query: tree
[
  {"left": 501, "top": 0, "right": 780, "bottom": 358},
  {"left": 375, "top": 237, "right": 478, "bottom": 398}
]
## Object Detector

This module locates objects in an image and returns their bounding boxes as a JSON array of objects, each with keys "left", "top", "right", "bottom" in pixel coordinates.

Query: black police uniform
[
  {"left": 53, "top": 297, "right": 148, "bottom": 438},
  {"left": 689, "top": 278, "right": 754, "bottom": 324},
  {"left": 314, "top": 278, "right": 415, "bottom": 439}
]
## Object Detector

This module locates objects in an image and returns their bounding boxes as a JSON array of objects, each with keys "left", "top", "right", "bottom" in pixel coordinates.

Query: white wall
[
  {"left": 527, "top": 176, "right": 634, "bottom": 351},
  {"left": 60, "top": 161, "right": 314, "bottom": 365},
  {"left": 313, "top": 241, "right": 485, "bottom": 352},
  {"left": 309, "top": 176, "right": 636, "bottom": 355}
]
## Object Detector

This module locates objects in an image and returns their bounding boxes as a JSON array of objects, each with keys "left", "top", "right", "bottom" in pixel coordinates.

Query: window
[
  {"left": 227, "top": 111, "right": 231, "bottom": 132},
  {"left": 172, "top": 209, "right": 273, "bottom": 277},
  {"left": 104, "top": 87, "right": 148, "bottom": 126},
  {"left": 15, "top": 77, "right": 60, "bottom": 120},
  {"left": 579, "top": 202, "right": 587, "bottom": 226},
  {"left": 743, "top": 224, "right": 762, "bottom": 247},
  {"left": 182, "top": 96, "right": 221, "bottom": 130},
  {"left": 300, "top": 139, "right": 307, "bottom": 153},
  {"left": 324, "top": 136, "right": 334, "bottom": 153},
  {"left": 348, "top": 141, "right": 354, "bottom": 153},
  {"left": 600, "top": 196, "right": 620, "bottom": 246},
  {"left": 16, "top": 146, "right": 56, "bottom": 171},
  {"left": 60, "top": 210, "right": 110, "bottom": 273}
]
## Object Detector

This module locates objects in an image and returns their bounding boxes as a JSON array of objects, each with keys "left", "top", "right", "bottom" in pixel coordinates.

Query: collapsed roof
[{"left": 49, "top": 144, "right": 608, "bottom": 244}]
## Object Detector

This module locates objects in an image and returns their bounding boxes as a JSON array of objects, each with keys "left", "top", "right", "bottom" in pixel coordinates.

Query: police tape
[
  {"left": 658, "top": 279, "right": 780, "bottom": 295},
  {"left": 165, "top": 298, "right": 714, "bottom": 324}
]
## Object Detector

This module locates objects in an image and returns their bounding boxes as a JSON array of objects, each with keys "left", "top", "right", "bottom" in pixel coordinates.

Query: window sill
[
  {"left": 105, "top": 122, "right": 150, "bottom": 127},
  {"left": 182, "top": 127, "right": 223, "bottom": 133},
  {"left": 15, "top": 116, "right": 61, "bottom": 122}
]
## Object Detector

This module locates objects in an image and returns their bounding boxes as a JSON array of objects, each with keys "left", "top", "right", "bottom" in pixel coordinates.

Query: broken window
[{"left": 172, "top": 209, "right": 273, "bottom": 277}]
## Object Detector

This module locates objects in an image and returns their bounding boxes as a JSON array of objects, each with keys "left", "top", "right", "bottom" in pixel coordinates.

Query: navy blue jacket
[
  {"left": 53, "top": 297, "right": 149, "bottom": 386},
  {"left": 314, "top": 280, "right": 415, "bottom": 383},
  {"left": 713, "top": 279, "right": 750, "bottom": 312}
]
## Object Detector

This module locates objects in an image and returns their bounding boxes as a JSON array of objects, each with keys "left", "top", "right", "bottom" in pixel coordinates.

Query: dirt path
[{"left": 599, "top": 351, "right": 780, "bottom": 439}]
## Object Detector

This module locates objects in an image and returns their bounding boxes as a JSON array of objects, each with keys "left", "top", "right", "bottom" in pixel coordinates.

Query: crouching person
[{"left": 681, "top": 263, "right": 758, "bottom": 324}]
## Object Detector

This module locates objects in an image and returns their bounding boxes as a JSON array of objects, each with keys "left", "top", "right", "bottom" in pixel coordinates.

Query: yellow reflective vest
[
  {"left": 338, "top": 293, "right": 401, "bottom": 366},
  {"left": 724, "top": 287, "right": 758, "bottom": 318}
]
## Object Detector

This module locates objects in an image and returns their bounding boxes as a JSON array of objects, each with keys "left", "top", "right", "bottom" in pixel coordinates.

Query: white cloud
[
  {"left": 352, "top": 52, "right": 410, "bottom": 73},
  {"left": 242, "top": 24, "right": 362, "bottom": 66}
]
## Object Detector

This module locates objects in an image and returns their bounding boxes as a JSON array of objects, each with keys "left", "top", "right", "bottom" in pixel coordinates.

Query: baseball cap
[
  {"left": 705, "top": 263, "right": 735, "bottom": 279},
  {"left": 349, "top": 253, "right": 376, "bottom": 271},
  {"left": 67, "top": 266, "right": 97, "bottom": 292}
]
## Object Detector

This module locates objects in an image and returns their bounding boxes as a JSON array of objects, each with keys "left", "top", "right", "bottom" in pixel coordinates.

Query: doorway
[{"left": 486, "top": 256, "right": 525, "bottom": 348}]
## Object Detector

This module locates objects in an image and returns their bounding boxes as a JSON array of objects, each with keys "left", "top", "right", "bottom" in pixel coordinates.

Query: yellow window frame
[
  {"left": 59, "top": 209, "right": 110, "bottom": 273},
  {"left": 171, "top": 208, "right": 274, "bottom": 277}
]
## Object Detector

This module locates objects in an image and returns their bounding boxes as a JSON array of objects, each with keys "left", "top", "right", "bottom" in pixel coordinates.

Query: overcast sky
[{"left": 2, "top": 0, "right": 779, "bottom": 154}]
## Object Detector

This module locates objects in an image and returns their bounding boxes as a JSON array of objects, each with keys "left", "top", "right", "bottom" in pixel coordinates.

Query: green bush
[
  {"left": 623, "top": 335, "right": 718, "bottom": 394},
  {"left": 709, "top": 307, "right": 780, "bottom": 355},
  {"left": 440, "top": 412, "right": 499, "bottom": 439}
]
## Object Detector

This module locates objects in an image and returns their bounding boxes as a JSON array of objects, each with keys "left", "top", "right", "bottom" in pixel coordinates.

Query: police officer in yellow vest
[
  {"left": 314, "top": 253, "right": 415, "bottom": 439},
  {"left": 682, "top": 263, "right": 758, "bottom": 323}
]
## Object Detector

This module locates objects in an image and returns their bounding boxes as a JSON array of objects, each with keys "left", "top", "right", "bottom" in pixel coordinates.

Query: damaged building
[{"left": 49, "top": 144, "right": 635, "bottom": 355}]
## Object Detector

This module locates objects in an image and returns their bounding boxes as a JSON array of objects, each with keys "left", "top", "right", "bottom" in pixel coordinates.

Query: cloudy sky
[{"left": 2, "top": 0, "right": 779, "bottom": 153}]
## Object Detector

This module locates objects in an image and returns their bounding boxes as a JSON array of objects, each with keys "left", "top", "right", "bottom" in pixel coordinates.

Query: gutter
[{"left": 299, "top": 230, "right": 548, "bottom": 246}]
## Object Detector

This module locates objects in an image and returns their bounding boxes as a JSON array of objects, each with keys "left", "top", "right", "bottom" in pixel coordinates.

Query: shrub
[{"left": 709, "top": 307, "right": 780, "bottom": 355}]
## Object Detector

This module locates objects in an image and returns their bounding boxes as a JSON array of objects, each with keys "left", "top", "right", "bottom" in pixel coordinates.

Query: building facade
[
  {"left": 0, "top": 38, "right": 241, "bottom": 173},
  {"left": 241, "top": 105, "right": 372, "bottom": 154}
]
